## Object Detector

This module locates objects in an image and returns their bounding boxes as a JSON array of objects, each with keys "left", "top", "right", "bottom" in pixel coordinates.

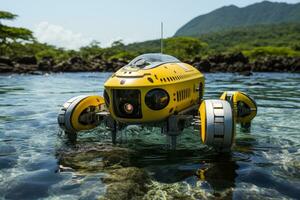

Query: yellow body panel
[
  {"left": 220, "top": 91, "right": 257, "bottom": 123},
  {"left": 199, "top": 101, "right": 206, "bottom": 143},
  {"left": 104, "top": 62, "right": 204, "bottom": 123},
  {"left": 71, "top": 95, "right": 105, "bottom": 131}
]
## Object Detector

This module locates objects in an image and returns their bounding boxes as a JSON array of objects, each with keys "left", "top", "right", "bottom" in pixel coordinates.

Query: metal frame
[{"left": 87, "top": 104, "right": 200, "bottom": 149}]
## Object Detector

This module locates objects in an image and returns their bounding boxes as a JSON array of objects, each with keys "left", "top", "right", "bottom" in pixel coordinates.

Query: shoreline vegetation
[
  {"left": 1, "top": 10, "right": 300, "bottom": 74},
  {"left": 0, "top": 53, "right": 299, "bottom": 75}
]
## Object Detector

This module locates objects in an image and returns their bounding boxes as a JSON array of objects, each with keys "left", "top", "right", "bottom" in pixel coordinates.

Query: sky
[{"left": 1, "top": 0, "right": 299, "bottom": 49}]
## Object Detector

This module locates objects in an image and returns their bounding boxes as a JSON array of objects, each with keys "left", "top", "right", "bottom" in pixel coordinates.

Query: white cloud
[{"left": 34, "top": 21, "right": 93, "bottom": 50}]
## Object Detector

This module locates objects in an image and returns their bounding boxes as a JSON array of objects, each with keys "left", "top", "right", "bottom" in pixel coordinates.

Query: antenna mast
[{"left": 161, "top": 22, "right": 163, "bottom": 54}]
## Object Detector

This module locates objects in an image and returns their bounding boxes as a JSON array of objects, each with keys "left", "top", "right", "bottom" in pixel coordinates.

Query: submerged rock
[
  {"left": 57, "top": 143, "right": 137, "bottom": 171},
  {"left": 100, "top": 167, "right": 150, "bottom": 200},
  {"left": 144, "top": 181, "right": 213, "bottom": 200},
  {"left": 57, "top": 142, "right": 153, "bottom": 200},
  {"left": 56, "top": 137, "right": 239, "bottom": 200}
]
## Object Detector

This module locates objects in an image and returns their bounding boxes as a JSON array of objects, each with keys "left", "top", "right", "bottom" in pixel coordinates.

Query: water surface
[{"left": 0, "top": 73, "right": 299, "bottom": 199}]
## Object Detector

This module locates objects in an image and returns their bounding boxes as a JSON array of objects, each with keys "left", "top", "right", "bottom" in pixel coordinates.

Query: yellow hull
[{"left": 104, "top": 62, "right": 204, "bottom": 123}]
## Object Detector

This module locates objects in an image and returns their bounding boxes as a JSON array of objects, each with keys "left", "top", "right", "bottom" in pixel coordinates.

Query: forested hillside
[{"left": 175, "top": 1, "right": 300, "bottom": 36}]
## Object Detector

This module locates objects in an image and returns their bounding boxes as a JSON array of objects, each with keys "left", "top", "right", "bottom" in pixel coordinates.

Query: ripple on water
[
  {"left": 0, "top": 72, "right": 299, "bottom": 199},
  {"left": 3, "top": 169, "right": 62, "bottom": 200}
]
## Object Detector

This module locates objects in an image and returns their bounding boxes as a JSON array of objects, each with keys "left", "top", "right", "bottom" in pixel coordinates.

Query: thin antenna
[{"left": 161, "top": 22, "right": 163, "bottom": 54}]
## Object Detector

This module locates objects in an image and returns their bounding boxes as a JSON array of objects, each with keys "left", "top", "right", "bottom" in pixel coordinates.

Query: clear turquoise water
[{"left": 0, "top": 73, "right": 299, "bottom": 199}]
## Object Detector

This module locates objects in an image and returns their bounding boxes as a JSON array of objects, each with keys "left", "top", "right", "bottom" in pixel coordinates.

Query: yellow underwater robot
[{"left": 58, "top": 53, "right": 257, "bottom": 151}]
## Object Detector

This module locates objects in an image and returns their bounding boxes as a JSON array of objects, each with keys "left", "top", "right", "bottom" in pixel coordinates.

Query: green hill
[
  {"left": 175, "top": 1, "right": 300, "bottom": 37},
  {"left": 121, "top": 23, "right": 300, "bottom": 56},
  {"left": 199, "top": 23, "right": 300, "bottom": 52}
]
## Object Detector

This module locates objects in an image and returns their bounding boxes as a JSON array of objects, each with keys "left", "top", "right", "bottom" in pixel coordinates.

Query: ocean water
[{"left": 0, "top": 72, "right": 299, "bottom": 199}]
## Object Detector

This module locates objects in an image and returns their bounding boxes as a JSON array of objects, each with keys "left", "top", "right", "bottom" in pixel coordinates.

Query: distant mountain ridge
[{"left": 175, "top": 1, "right": 300, "bottom": 36}]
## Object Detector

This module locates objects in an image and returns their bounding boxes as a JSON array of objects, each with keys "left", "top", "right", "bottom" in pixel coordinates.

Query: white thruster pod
[{"left": 199, "top": 100, "right": 234, "bottom": 151}]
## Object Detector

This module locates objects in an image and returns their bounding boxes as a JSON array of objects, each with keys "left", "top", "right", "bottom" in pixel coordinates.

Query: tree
[
  {"left": 79, "top": 40, "right": 102, "bottom": 58},
  {"left": 0, "top": 11, "right": 17, "bottom": 20},
  {"left": 111, "top": 40, "right": 125, "bottom": 48},
  {"left": 0, "top": 10, "right": 34, "bottom": 55},
  {"left": 164, "top": 37, "right": 208, "bottom": 60}
]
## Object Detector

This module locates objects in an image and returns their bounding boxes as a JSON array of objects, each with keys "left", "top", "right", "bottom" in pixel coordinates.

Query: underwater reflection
[
  {"left": 196, "top": 154, "right": 238, "bottom": 195},
  {"left": 56, "top": 119, "right": 261, "bottom": 199},
  {"left": 133, "top": 148, "right": 238, "bottom": 194}
]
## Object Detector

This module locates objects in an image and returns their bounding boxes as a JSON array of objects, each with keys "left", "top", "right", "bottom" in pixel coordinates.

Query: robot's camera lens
[
  {"left": 124, "top": 103, "right": 134, "bottom": 114},
  {"left": 145, "top": 89, "right": 169, "bottom": 110}
]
